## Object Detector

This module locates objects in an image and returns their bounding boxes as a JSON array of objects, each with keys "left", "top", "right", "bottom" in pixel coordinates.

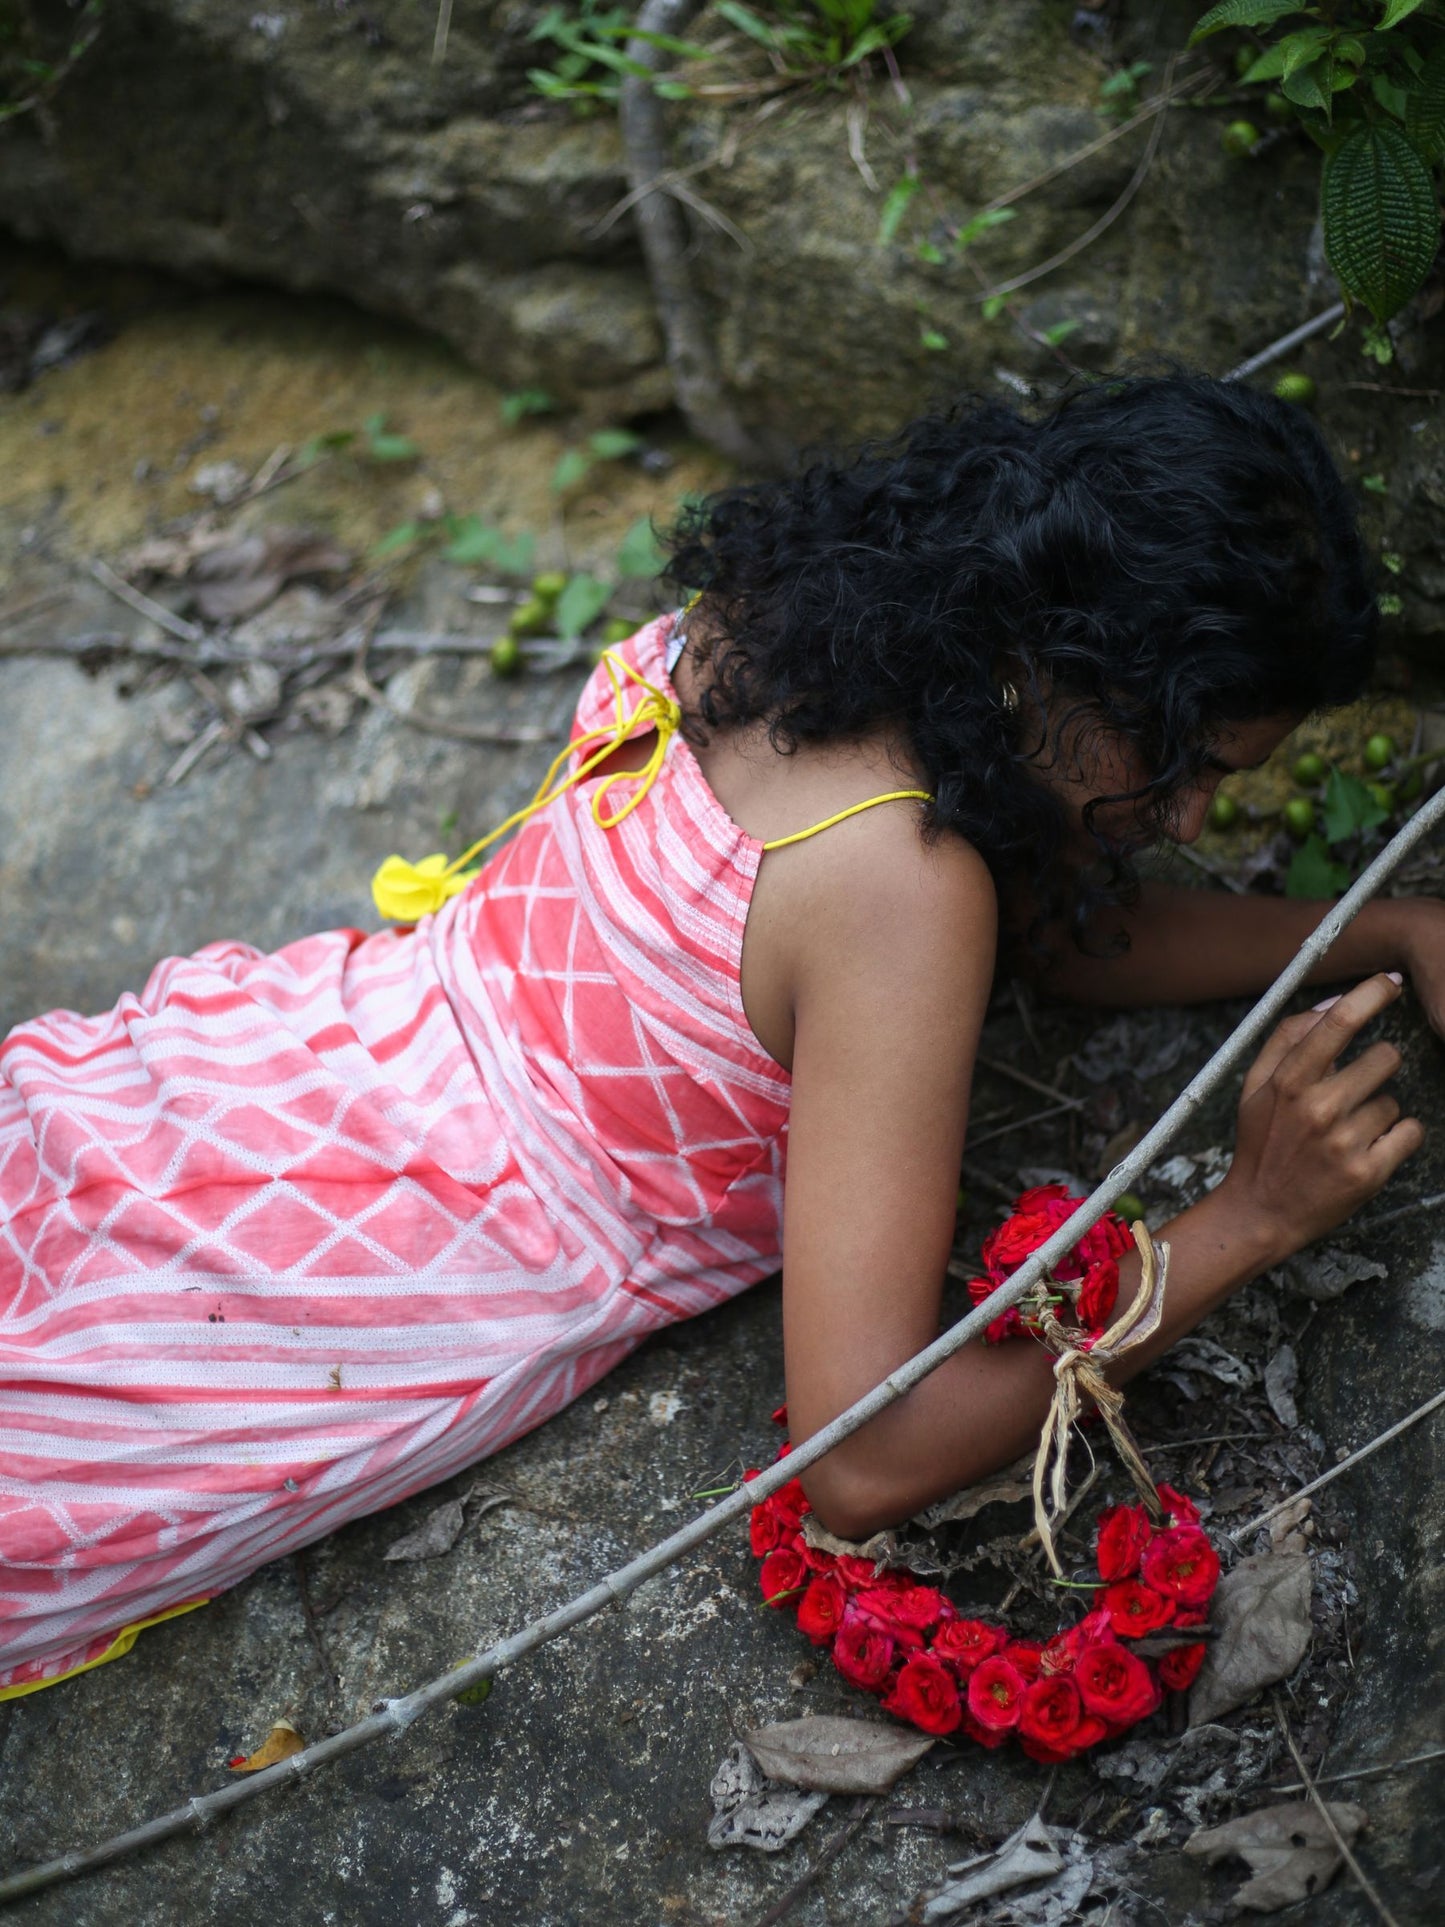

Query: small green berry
[
  {"left": 1208, "top": 792, "right": 1240, "bottom": 831},
  {"left": 490, "top": 635, "right": 523, "bottom": 678},
  {"left": 1292, "top": 751, "right": 1327, "bottom": 788},
  {"left": 1113, "top": 1192, "right": 1146, "bottom": 1226},
  {"left": 1284, "top": 796, "right": 1316, "bottom": 840},
  {"left": 1264, "top": 91, "right": 1293, "bottom": 121},
  {"left": 1222, "top": 120, "right": 1260, "bottom": 157},
  {"left": 1273, "top": 373, "right": 1316, "bottom": 406},
  {"left": 1367, "top": 780, "right": 1395, "bottom": 813},
  {"left": 601, "top": 617, "right": 635, "bottom": 646},
  {"left": 507, "top": 598, "right": 549, "bottom": 637},
  {"left": 530, "top": 571, "right": 567, "bottom": 603},
  {"left": 1364, "top": 732, "right": 1397, "bottom": 771}
]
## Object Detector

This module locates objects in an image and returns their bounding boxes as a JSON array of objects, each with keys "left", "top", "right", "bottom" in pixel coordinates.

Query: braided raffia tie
[{"left": 1030, "top": 1223, "right": 1170, "bottom": 1575}]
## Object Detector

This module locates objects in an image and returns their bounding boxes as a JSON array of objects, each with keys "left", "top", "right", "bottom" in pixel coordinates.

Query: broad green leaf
[
  {"left": 920, "top": 327, "right": 949, "bottom": 350},
  {"left": 616, "top": 517, "right": 666, "bottom": 579},
  {"left": 588, "top": 427, "right": 643, "bottom": 461},
  {"left": 1321, "top": 765, "right": 1388, "bottom": 842},
  {"left": 956, "top": 207, "right": 1016, "bottom": 248},
  {"left": 877, "top": 173, "right": 919, "bottom": 246},
  {"left": 1282, "top": 58, "right": 1330, "bottom": 113},
  {"left": 552, "top": 448, "right": 594, "bottom": 493},
  {"left": 981, "top": 294, "right": 1008, "bottom": 320},
  {"left": 652, "top": 79, "right": 693, "bottom": 99},
  {"left": 915, "top": 240, "right": 946, "bottom": 264},
  {"left": 1378, "top": 589, "right": 1404, "bottom": 615},
  {"left": 1285, "top": 833, "right": 1349, "bottom": 899},
  {"left": 1372, "top": 73, "right": 1409, "bottom": 123},
  {"left": 500, "top": 387, "right": 555, "bottom": 426},
  {"left": 1041, "top": 319, "right": 1081, "bottom": 346},
  {"left": 714, "top": 0, "right": 778, "bottom": 47},
  {"left": 1379, "top": 0, "right": 1427, "bottom": 28},
  {"left": 1404, "top": 41, "right": 1445, "bottom": 162},
  {"left": 1322, "top": 123, "right": 1440, "bottom": 319},
  {"left": 556, "top": 573, "right": 612, "bottom": 640},
  {"left": 1280, "top": 26, "right": 1331, "bottom": 80},
  {"left": 1240, "top": 44, "right": 1287, "bottom": 82},
  {"left": 1189, "top": 1, "right": 1314, "bottom": 47}
]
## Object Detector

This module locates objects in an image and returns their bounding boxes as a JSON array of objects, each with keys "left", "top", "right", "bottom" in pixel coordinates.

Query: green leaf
[
  {"left": 955, "top": 206, "right": 1016, "bottom": 249},
  {"left": 920, "top": 327, "right": 949, "bottom": 350},
  {"left": 1279, "top": 26, "right": 1331, "bottom": 80},
  {"left": 1240, "top": 44, "right": 1288, "bottom": 82},
  {"left": 1321, "top": 764, "right": 1388, "bottom": 842},
  {"left": 1041, "top": 319, "right": 1081, "bottom": 346},
  {"left": 981, "top": 294, "right": 1008, "bottom": 320},
  {"left": 1282, "top": 58, "right": 1330, "bottom": 113},
  {"left": 616, "top": 517, "right": 666, "bottom": 579},
  {"left": 1372, "top": 73, "right": 1409, "bottom": 122},
  {"left": 714, "top": 0, "right": 778, "bottom": 46},
  {"left": 1404, "top": 41, "right": 1445, "bottom": 163},
  {"left": 1379, "top": 0, "right": 1427, "bottom": 28},
  {"left": 1378, "top": 588, "right": 1404, "bottom": 615},
  {"left": 915, "top": 239, "right": 946, "bottom": 264},
  {"left": 501, "top": 387, "right": 555, "bottom": 426},
  {"left": 1381, "top": 549, "right": 1404, "bottom": 574},
  {"left": 1362, "top": 471, "right": 1389, "bottom": 492},
  {"left": 588, "top": 428, "right": 642, "bottom": 461},
  {"left": 555, "top": 573, "right": 612, "bottom": 639},
  {"left": 552, "top": 448, "right": 594, "bottom": 493},
  {"left": 877, "top": 173, "right": 919, "bottom": 247},
  {"left": 364, "top": 417, "right": 420, "bottom": 462},
  {"left": 1321, "top": 123, "right": 1440, "bottom": 321},
  {"left": 1285, "top": 833, "right": 1350, "bottom": 899},
  {"left": 1188, "top": 1, "right": 1314, "bottom": 48},
  {"left": 372, "top": 521, "right": 423, "bottom": 560}
]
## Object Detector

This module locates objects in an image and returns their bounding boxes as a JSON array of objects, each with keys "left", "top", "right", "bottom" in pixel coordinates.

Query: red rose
[
  {"left": 887, "top": 1584, "right": 953, "bottom": 1632},
  {"left": 1014, "top": 1182, "right": 1075, "bottom": 1214},
  {"left": 1040, "top": 1608, "right": 1113, "bottom": 1676},
  {"left": 772, "top": 1477, "right": 810, "bottom": 1527},
  {"left": 931, "top": 1618, "right": 1006, "bottom": 1675},
  {"left": 1075, "top": 1209, "right": 1133, "bottom": 1271},
  {"left": 1156, "top": 1482, "right": 1201, "bottom": 1526},
  {"left": 1158, "top": 1642, "right": 1208, "bottom": 1692},
  {"left": 800, "top": 1539, "right": 839, "bottom": 1572},
  {"left": 1003, "top": 1638, "right": 1045, "bottom": 1682},
  {"left": 1097, "top": 1579, "right": 1175, "bottom": 1640},
  {"left": 1075, "top": 1258, "right": 1119, "bottom": 1331},
  {"left": 1074, "top": 1641, "right": 1160, "bottom": 1726},
  {"left": 986, "top": 1309, "right": 1026, "bottom": 1344},
  {"left": 1174, "top": 1605, "right": 1209, "bottom": 1629},
  {"left": 759, "top": 1547, "right": 807, "bottom": 1608},
  {"left": 1141, "top": 1526, "right": 1220, "bottom": 1609},
  {"left": 882, "top": 1654, "right": 963, "bottom": 1736},
  {"left": 771, "top": 1403, "right": 789, "bottom": 1426},
  {"left": 966, "top": 1655, "right": 1028, "bottom": 1733},
  {"left": 749, "top": 1503, "right": 783, "bottom": 1557},
  {"left": 959, "top": 1707, "right": 1010, "bottom": 1750},
  {"left": 982, "top": 1201, "right": 1071, "bottom": 1281},
  {"left": 796, "top": 1573, "right": 849, "bottom": 1646},
  {"left": 835, "top": 1554, "right": 880, "bottom": 1587},
  {"left": 833, "top": 1607, "right": 896, "bottom": 1691},
  {"left": 1096, "top": 1503, "right": 1152, "bottom": 1582},
  {"left": 851, "top": 1587, "right": 928, "bottom": 1649},
  {"left": 1017, "top": 1674, "right": 1085, "bottom": 1757}
]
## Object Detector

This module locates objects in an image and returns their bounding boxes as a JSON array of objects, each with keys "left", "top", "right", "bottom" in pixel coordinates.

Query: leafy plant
[
  {"left": 551, "top": 426, "right": 644, "bottom": 494},
  {"left": 501, "top": 388, "right": 557, "bottom": 426},
  {"left": 298, "top": 415, "right": 421, "bottom": 469},
  {"left": 1098, "top": 59, "right": 1154, "bottom": 121},
  {"left": 713, "top": 0, "right": 912, "bottom": 76},
  {"left": 1284, "top": 755, "right": 1404, "bottom": 896},
  {"left": 527, "top": 0, "right": 707, "bottom": 102},
  {"left": 1189, "top": 1, "right": 1445, "bottom": 330}
]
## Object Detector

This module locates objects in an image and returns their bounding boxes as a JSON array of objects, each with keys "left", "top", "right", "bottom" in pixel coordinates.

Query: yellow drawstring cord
[
  {"left": 761, "top": 790, "right": 931, "bottom": 852},
  {"left": 372, "top": 650, "right": 683, "bottom": 922}
]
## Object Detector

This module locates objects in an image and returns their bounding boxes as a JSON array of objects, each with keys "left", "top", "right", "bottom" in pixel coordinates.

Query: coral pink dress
[{"left": 0, "top": 613, "right": 792, "bottom": 1693}]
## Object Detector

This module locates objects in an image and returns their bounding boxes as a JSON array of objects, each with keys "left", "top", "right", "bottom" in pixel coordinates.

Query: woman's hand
[{"left": 1219, "top": 972, "right": 1423, "bottom": 1261}]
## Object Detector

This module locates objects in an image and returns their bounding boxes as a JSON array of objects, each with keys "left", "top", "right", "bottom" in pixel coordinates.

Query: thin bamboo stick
[{"left": 3, "top": 788, "right": 1444, "bottom": 1904}]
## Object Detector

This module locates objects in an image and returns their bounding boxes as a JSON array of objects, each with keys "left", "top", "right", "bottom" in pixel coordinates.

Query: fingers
[
  {"left": 1327, "top": 1038, "right": 1403, "bottom": 1112},
  {"left": 1363, "top": 1113, "right": 1425, "bottom": 1186},
  {"left": 1274, "top": 973, "right": 1405, "bottom": 1091},
  {"left": 1242, "top": 1008, "right": 1330, "bottom": 1100}
]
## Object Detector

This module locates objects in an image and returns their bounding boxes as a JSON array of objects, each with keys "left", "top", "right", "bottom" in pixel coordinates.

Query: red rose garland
[{"left": 746, "top": 1189, "right": 1220, "bottom": 1759}]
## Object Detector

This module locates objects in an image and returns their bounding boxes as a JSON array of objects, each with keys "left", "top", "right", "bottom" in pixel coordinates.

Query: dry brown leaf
[
  {"left": 227, "top": 1719, "right": 304, "bottom": 1772},
  {"left": 913, "top": 1456, "right": 1035, "bottom": 1529},
  {"left": 743, "top": 1716, "right": 934, "bottom": 1794},
  {"left": 923, "top": 1815, "right": 1065, "bottom": 1920},
  {"left": 801, "top": 1514, "right": 898, "bottom": 1567},
  {"left": 1189, "top": 1552, "right": 1312, "bottom": 1725},
  {"left": 383, "top": 1496, "right": 466, "bottom": 1562},
  {"left": 1184, "top": 1800, "right": 1366, "bottom": 1912}
]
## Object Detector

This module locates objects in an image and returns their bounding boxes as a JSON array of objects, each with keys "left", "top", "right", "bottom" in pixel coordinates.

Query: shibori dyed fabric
[{"left": 0, "top": 615, "right": 791, "bottom": 1693}]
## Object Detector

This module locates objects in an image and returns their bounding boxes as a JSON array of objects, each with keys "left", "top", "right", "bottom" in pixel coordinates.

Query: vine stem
[
  {"left": 618, "top": 0, "right": 769, "bottom": 466},
  {"left": 4, "top": 791, "right": 1445, "bottom": 1904}
]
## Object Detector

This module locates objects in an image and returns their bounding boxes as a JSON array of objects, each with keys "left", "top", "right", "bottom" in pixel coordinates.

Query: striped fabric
[{"left": 0, "top": 614, "right": 791, "bottom": 1691}]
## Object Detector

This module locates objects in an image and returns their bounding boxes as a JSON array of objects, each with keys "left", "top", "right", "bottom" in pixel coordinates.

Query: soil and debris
[{"left": 0, "top": 244, "right": 1442, "bottom": 1925}]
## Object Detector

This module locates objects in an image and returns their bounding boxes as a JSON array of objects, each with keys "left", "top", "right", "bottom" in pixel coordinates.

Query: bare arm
[
  {"left": 1032, "top": 882, "right": 1445, "bottom": 1016},
  {"left": 779, "top": 826, "right": 1423, "bottom": 1537}
]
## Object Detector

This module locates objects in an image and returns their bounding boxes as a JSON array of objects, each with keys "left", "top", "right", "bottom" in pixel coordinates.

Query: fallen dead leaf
[
  {"left": 1184, "top": 1800, "right": 1366, "bottom": 1911},
  {"left": 743, "top": 1716, "right": 934, "bottom": 1794},
  {"left": 922, "top": 1815, "right": 1064, "bottom": 1920},
  {"left": 1267, "top": 1495, "right": 1312, "bottom": 1555},
  {"left": 227, "top": 1719, "right": 304, "bottom": 1772},
  {"left": 1190, "top": 1552, "right": 1312, "bottom": 1725},
  {"left": 707, "top": 1740, "right": 827, "bottom": 1852},
  {"left": 914, "top": 1456, "right": 1035, "bottom": 1529},
  {"left": 801, "top": 1514, "right": 898, "bottom": 1568},
  {"left": 188, "top": 529, "right": 352, "bottom": 622},
  {"left": 1277, "top": 1247, "right": 1385, "bottom": 1303},
  {"left": 1264, "top": 1345, "right": 1299, "bottom": 1429},
  {"left": 383, "top": 1496, "right": 466, "bottom": 1563}
]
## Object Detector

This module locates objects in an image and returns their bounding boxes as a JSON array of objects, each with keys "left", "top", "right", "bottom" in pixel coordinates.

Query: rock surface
[{"left": 2, "top": 0, "right": 1442, "bottom": 646}]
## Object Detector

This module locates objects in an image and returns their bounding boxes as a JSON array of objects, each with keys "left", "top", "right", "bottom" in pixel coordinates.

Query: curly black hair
[{"left": 660, "top": 373, "right": 1378, "bottom": 944}]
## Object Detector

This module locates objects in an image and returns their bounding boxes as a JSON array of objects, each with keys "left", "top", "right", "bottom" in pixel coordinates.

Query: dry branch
[
  {"left": 1233, "top": 1385, "right": 1445, "bottom": 1542},
  {"left": 4, "top": 786, "right": 1445, "bottom": 1904}
]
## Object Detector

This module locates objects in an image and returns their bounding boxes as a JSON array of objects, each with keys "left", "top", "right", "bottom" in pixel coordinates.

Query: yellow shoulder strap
[{"left": 760, "top": 789, "right": 932, "bottom": 853}]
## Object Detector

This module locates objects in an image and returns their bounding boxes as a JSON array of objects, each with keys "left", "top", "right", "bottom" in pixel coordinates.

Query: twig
[
  {"left": 965, "top": 1099, "right": 1081, "bottom": 1153},
  {"left": 1338, "top": 383, "right": 1443, "bottom": 399},
  {"left": 432, "top": 0, "right": 454, "bottom": 65},
  {"left": 970, "top": 57, "right": 1185, "bottom": 306},
  {"left": 958, "top": 1161, "right": 1020, "bottom": 1204},
  {"left": 1232, "top": 1386, "right": 1445, "bottom": 1542},
  {"left": 0, "top": 589, "right": 69, "bottom": 630},
  {"left": 350, "top": 614, "right": 556, "bottom": 747},
  {"left": 1143, "top": 1431, "right": 1272, "bottom": 1451},
  {"left": 1263, "top": 1744, "right": 1445, "bottom": 1797},
  {"left": 186, "top": 667, "right": 271, "bottom": 763},
  {"left": 748, "top": 1798, "right": 873, "bottom": 1927},
  {"left": 5, "top": 789, "right": 1445, "bottom": 1903},
  {"left": 1273, "top": 1703, "right": 1401, "bottom": 1927},
  {"left": 974, "top": 1054, "right": 1084, "bottom": 1112},
  {"left": 619, "top": 0, "right": 767, "bottom": 465},
  {"left": 161, "top": 717, "right": 226, "bottom": 789},
  {"left": 1358, "top": 1188, "right": 1445, "bottom": 1233},
  {"left": 1223, "top": 303, "right": 1347, "bottom": 383},
  {"left": 88, "top": 559, "right": 204, "bottom": 646}
]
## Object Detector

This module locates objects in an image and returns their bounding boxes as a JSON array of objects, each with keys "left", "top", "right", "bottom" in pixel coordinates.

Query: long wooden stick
[
  {"left": 1232, "top": 1384, "right": 1445, "bottom": 1542},
  {"left": 4, "top": 790, "right": 1445, "bottom": 1904}
]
